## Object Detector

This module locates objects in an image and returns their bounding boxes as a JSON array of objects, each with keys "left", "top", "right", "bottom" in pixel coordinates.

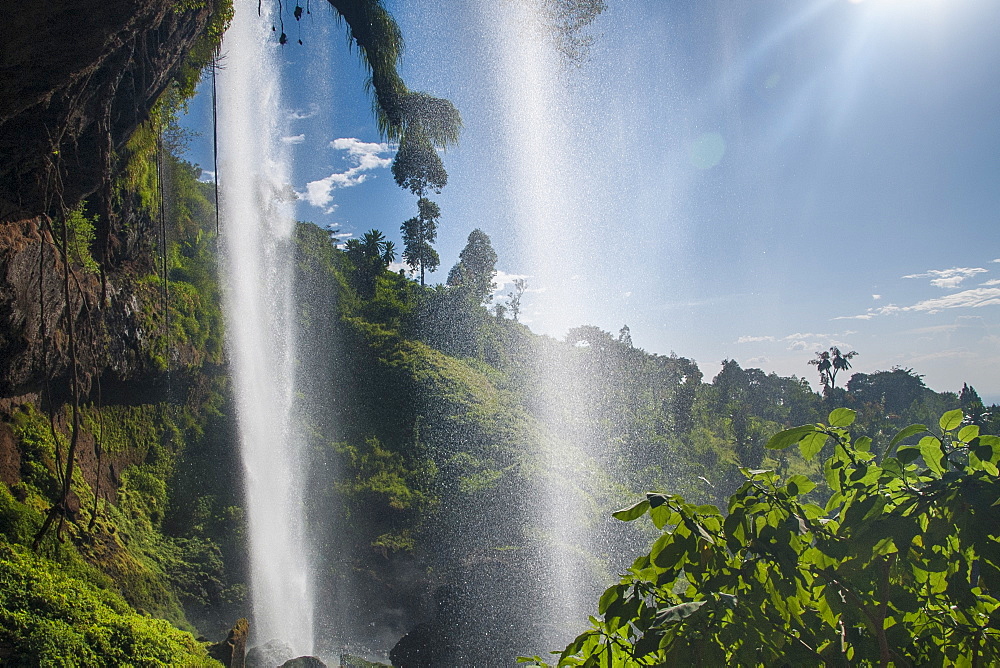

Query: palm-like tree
[
  {"left": 325, "top": 1, "right": 461, "bottom": 144},
  {"left": 809, "top": 350, "right": 832, "bottom": 391},
  {"left": 829, "top": 347, "right": 858, "bottom": 388},
  {"left": 809, "top": 347, "right": 858, "bottom": 392},
  {"left": 381, "top": 240, "right": 396, "bottom": 266}
]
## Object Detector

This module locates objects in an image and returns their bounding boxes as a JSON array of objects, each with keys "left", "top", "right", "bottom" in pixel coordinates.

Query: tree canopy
[{"left": 448, "top": 228, "right": 498, "bottom": 304}]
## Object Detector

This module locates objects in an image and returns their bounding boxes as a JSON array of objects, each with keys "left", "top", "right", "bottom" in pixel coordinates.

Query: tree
[
  {"left": 526, "top": 408, "right": 1000, "bottom": 667},
  {"left": 400, "top": 198, "right": 441, "bottom": 285},
  {"left": 319, "top": 1, "right": 460, "bottom": 289},
  {"left": 448, "top": 229, "right": 498, "bottom": 304},
  {"left": 506, "top": 278, "right": 526, "bottom": 322},
  {"left": 960, "top": 383, "right": 989, "bottom": 426},
  {"left": 393, "top": 128, "right": 451, "bottom": 287},
  {"left": 392, "top": 129, "right": 448, "bottom": 197},
  {"left": 847, "top": 367, "right": 927, "bottom": 418},
  {"left": 324, "top": 3, "right": 461, "bottom": 144},
  {"left": 618, "top": 325, "right": 632, "bottom": 348},
  {"left": 346, "top": 228, "right": 395, "bottom": 297},
  {"left": 809, "top": 346, "right": 857, "bottom": 393}
]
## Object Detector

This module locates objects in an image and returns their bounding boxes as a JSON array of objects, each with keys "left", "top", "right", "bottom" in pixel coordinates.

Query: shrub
[{"left": 526, "top": 409, "right": 1000, "bottom": 666}]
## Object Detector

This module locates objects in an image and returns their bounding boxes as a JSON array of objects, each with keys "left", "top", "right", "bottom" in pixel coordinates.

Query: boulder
[
  {"left": 280, "top": 658, "right": 327, "bottom": 668},
  {"left": 245, "top": 639, "right": 294, "bottom": 668},
  {"left": 208, "top": 618, "right": 249, "bottom": 668}
]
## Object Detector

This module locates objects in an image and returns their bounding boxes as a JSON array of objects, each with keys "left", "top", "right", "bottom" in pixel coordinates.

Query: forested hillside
[{"left": 283, "top": 217, "right": 995, "bottom": 662}]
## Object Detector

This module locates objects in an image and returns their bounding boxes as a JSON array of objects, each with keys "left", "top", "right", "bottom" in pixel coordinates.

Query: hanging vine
[{"left": 32, "top": 156, "right": 85, "bottom": 548}]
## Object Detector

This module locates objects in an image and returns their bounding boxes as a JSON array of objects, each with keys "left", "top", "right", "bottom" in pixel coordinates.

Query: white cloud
[
  {"left": 903, "top": 267, "right": 988, "bottom": 289},
  {"left": 737, "top": 335, "right": 775, "bottom": 343},
  {"left": 491, "top": 270, "right": 530, "bottom": 295},
  {"left": 198, "top": 170, "right": 216, "bottom": 183},
  {"left": 837, "top": 287, "right": 1000, "bottom": 319},
  {"left": 982, "top": 279, "right": 1000, "bottom": 286},
  {"left": 872, "top": 294, "right": 881, "bottom": 300},
  {"left": 282, "top": 134, "right": 305, "bottom": 144},
  {"left": 746, "top": 356, "right": 770, "bottom": 366},
  {"left": 907, "top": 287, "right": 1000, "bottom": 312},
  {"left": 623, "top": 291, "right": 633, "bottom": 298},
  {"left": 300, "top": 138, "right": 392, "bottom": 212},
  {"left": 781, "top": 332, "right": 851, "bottom": 351},
  {"left": 735, "top": 332, "right": 851, "bottom": 351},
  {"left": 287, "top": 103, "right": 319, "bottom": 120}
]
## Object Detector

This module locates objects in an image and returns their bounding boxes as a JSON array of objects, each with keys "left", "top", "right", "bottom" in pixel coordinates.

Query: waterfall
[
  {"left": 216, "top": 0, "right": 314, "bottom": 654},
  {"left": 478, "top": 0, "right": 601, "bottom": 652}
]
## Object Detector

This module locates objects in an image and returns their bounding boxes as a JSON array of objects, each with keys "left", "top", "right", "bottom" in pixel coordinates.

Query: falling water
[
  {"left": 216, "top": 0, "right": 314, "bottom": 654},
  {"left": 479, "top": 0, "right": 603, "bottom": 652}
]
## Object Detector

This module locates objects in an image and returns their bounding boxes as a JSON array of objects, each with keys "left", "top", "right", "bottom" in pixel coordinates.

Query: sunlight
[{"left": 846, "top": 0, "right": 953, "bottom": 22}]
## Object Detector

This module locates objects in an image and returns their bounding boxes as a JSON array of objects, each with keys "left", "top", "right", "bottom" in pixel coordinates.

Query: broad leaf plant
[{"left": 524, "top": 409, "right": 1000, "bottom": 667}]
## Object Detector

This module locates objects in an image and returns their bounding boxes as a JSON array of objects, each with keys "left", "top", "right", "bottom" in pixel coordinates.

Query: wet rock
[
  {"left": 280, "top": 658, "right": 327, "bottom": 668},
  {"left": 245, "top": 639, "right": 294, "bottom": 668},
  {"left": 208, "top": 618, "right": 250, "bottom": 668},
  {"left": 0, "top": 0, "right": 213, "bottom": 223}
]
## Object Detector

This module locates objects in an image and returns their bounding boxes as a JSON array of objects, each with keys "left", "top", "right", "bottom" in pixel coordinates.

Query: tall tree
[
  {"left": 507, "top": 278, "right": 526, "bottom": 322},
  {"left": 960, "top": 382, "right": 988, "bottom": 426},
  {"left": 400, "top": 198, "right": 441, "bottom": 286},
  {"left": 322, "top": 1, "right": 460, "bottom": 289},
  {"left": 448, "top": 229, "right": 498, "bottom": 304},
  {"left": 393, "top": 129, "right": 451, "bottom": 286}
]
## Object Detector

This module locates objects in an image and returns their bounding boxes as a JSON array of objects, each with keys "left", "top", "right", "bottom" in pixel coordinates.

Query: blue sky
[{"left": 181, "top": 0, "right": 1000, "bottom": 401}]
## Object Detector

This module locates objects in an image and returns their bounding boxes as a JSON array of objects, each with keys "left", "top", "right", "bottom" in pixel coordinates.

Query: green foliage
[
  {"left": 51, "top": 204, "right": 100, "bottom": 274},
  {"left": 448, "top": 228, "right": 498, "bottom": 305},
  {"left": 0, "top": 541, "right": 221, "bottom": 667},
  {"left": 400, "top": 197, "right": 442, "bottom": 285},
  {"left": 528, "top": 409, "right": 1000, "bottom": 666},
  {"left": 334, "top": 436, "right": 436, "bottom": 517},
  {"left": 392, "top": 132, "right": 448, "bottom": 196},
  {"left": 171, "top": 0, "right": 234, "bottom": 102},
  {"left": 345, "top": 228, "right": 399, "bottom": 299},
  {"left": 134, "top": 156, "right": 224, "bottom": 372}
]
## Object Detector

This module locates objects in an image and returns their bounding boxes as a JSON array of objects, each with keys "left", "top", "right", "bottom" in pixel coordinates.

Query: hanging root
[{"left": 33, "top": 153, "right": 86, "bottom": 550}]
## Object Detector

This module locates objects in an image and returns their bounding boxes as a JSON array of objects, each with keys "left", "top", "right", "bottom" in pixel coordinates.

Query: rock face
[
  {"left": 0, "top": 217, "right": 157, "bottom": 400},
  {"left": 280, "top": 658, "right": 328, "bottom": 668},
  {"left": 246, "top": 640, "right": 295, "bottom": 668},
  {"left": 0, "top": 0, "right": 214, "bottom": 223},
  {"left": 209, "top": 618, "right": 250, "bottom": 668},
  {"left": 0, "top": 0, "right": 225, "bottom": 401}
]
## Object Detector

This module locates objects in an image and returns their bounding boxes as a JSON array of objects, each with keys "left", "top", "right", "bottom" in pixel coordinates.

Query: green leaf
[
  {"left": 647, "top": 492, "right": 670, "bottom": 508},
  {"left": 650, "top": 505, "right": 679, "bottom": 530},
  {"left": 896, "top": 447, "right": 920, "bottom": 465},
  {"left": 786, "top": 475, "right": 816, "bottom": 497},
  {"left": 978, "top": 435, "right": 1000, "bottom": 463},
  {"left": 919, "top": 435, "right": 945, "bottom": 475},
  {"left": 799, "top": 432, "right": 828, "bottom": 460},
  {"left": 855, "top": 436, "right": 872, "bottom": 453},
  {"left": 598, "top": 585, "right": 623, "bottom": 614},
  {"left": 828, "top": 408, "right": 856, "bottom": 427},
  {"left": 939, "top": 409, "right": 963, "bottom": 432},
  {"left": 957, "top": 424, "right": 980, "bottom": 443},
  {"left": 767, "top": 425, "right": 818, "bottom": 450},
  {"left": 880, "top": 458, "right": 903, "bottom": 478},
  {"left": 654, "top": 600, "right": 706, "bottom": 625},
  {"left": 887, "top": 423, "right": 928, "bottom": 455},
  {"left": 612, "top": 499, "right": 650, "bottom": 522}
]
